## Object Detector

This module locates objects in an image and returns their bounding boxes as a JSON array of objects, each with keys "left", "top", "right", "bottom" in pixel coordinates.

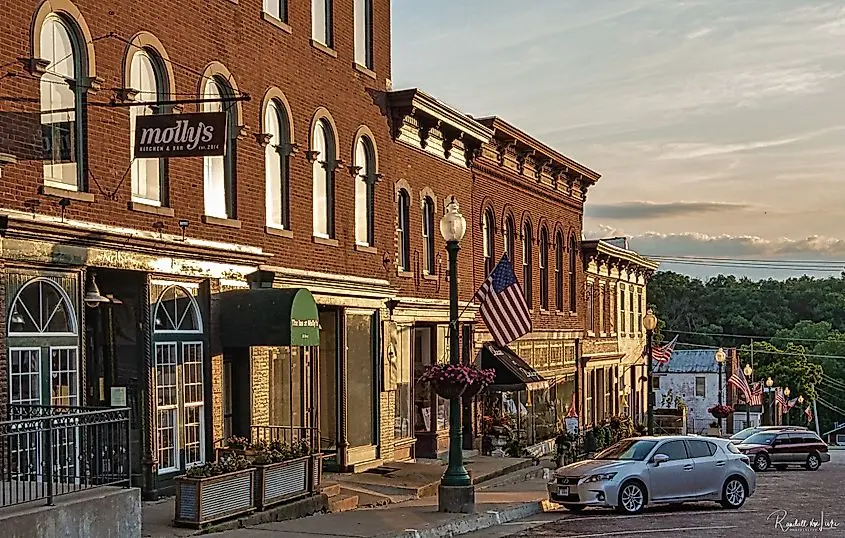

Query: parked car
[
  {"left": 728, "top": 425, "right": 807, "bottom": 445},
  {"left": 736, "top": 430, "right": 830, "bottom": 472},
  {"left": 547, "top": 436, "right": 756, "bottom": 515}
]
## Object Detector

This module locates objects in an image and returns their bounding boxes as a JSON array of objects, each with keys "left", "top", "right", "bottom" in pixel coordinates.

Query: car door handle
[
  {"left": 683, "top": 464, "right": 694, "bottom": 471},
  {"left": 715, "top": 461, "right": 726, "bottom": 467}
]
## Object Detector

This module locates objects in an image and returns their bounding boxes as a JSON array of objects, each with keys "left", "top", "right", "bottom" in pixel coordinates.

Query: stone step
[
  {"left": 338, "top": 485, "right": 392, "bottom": 508},
  {"left": 319, "top": 482, "right": 341, "bottom": 498},
  {"left": 327, "top": 492, "right": 359, "bottom": 513}
]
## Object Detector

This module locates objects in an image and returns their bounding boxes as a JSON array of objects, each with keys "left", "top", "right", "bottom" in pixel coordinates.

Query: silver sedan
[{"left": 547, "top": 435, "right": 756, "bottom": 514}]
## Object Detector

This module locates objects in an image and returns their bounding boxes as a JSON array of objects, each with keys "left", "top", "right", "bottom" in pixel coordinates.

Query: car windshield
[
  {"left": 595, "top": 439, "right": 658, "bottom": 461},
  {"left": 744, "top": 432, "right": 777, "bottom": 445},
  {"left": 730, "top": 427, "right": 758, "bottom": 440}
]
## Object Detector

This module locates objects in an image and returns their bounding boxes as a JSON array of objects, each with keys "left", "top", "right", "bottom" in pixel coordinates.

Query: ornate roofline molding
[{"left": 581, "top": 238, "right": 660, "bottom": 272}]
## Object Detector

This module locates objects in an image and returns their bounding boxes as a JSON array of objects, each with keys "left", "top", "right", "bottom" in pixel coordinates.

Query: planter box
[
  {"left": 174, "top": 468, "right": 256, "bottom": 528},
  {"left": 254, "top": 456, "right": 311, "bottom": 510}
]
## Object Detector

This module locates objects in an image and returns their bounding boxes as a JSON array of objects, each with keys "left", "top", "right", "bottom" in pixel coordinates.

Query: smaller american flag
[
  {"left": 786, "top": 397, "right": 798, "bottom": 410},
  {"left": 805, "top": 405, "right": 814, "bottom": 423},
  {"left": 477, "top": 255, "right": 532, "bottom": 346},
  {"left": 749, "top": 382, "right": 763, "bottom": 406},
  {"left": 727, "top": 365, "right": 753, "bottom": 404},
  {"left": 775, "top": 387, "right": 788, "bottom": 409},
  {"left": 647, "top": 335, "right": 678, "bottom": 363}
]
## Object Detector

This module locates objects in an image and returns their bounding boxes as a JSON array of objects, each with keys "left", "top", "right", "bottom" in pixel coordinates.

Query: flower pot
[
  {"left": 433, "top": 381, "right": 466, "bottom": 399},
  {"left": 174, "top": 468, "right": 256, "bottom": 528},
  {"left": 253, "top": 456, "right": 311, "bottom": 510},
  {"left": 462, "top": 382, "right": 484, "bottom": 399},
  {"left": 710, "top": 410, "right": 730, "bottom": 419}
]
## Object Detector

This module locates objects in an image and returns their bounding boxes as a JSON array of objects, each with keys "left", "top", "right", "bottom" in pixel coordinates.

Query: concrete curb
[{"left": 386, "top": 499, "right": 547, "bottom": 538}]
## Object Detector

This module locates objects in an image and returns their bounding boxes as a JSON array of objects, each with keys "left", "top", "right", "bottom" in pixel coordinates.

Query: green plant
[{"left": 186, "top": 454, "right": 250, "bottom": 478}]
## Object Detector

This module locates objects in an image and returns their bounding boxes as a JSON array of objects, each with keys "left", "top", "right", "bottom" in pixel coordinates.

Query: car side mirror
[{"left": 652, "top": 453, "right": 669, "bottom": 466}]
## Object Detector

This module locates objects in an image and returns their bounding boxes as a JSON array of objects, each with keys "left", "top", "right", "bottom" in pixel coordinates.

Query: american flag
[
  {"left": 477, "top": 255, "right": 532, "bottom": 346},
  {"left": 786, "top": 397, "right": 798, "bottom": 410},
  {"left": 775, "top": 387, "right": 788, "bottom": 409},
  {"left": 749, "top": 382, "right": 763, "bottom": 406},
  {"left": 727, "top": 365, "right": 753, "bottom": 404},
  {"left": 805, "top": 405, "right": 814, "bottom": 423},
  {"left": 646, "top": 335, "right": 678, "bottom": 363}
]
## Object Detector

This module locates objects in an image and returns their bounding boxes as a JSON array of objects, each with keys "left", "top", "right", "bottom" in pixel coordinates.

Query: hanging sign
[{"left": 133, "top": 112, "right": 227, "bottom": 158}]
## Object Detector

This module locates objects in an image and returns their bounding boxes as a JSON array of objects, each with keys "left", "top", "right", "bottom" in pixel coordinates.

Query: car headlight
[{"left": 583, "top": 472, "right": 617, "bottom": 483}]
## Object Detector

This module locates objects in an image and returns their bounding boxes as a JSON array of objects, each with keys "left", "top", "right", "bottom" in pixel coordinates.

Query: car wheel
[
  {"left": 563, "top": 504, "right": 586, "bottom": 512},
  {"left": 775, "top": 465, "right": 788, "bottom": 471},
  {"left": 806, "top": 453, "right": 821, "bottom": 471},
  {"left": 616, "top": 481, "right": 646, "bottom": 515},
  {"left": 719, "top": 477, "right": 747, "bottom": 509},
  {"left": 753, "top": 453, "right": 770, "bottom": 472}
]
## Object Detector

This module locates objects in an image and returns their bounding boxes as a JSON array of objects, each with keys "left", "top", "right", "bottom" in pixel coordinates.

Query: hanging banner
[{"left": 133, "top": 112, "right": 227, "bottom": 158}]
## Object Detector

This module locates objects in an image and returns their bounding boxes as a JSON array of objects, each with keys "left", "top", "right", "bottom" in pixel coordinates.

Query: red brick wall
[
  {"left": 0, "top": 0, "right": 395, "bottom": 280},
  {"left": 470, "top": 164, "right": 585, "bottom": 332}
]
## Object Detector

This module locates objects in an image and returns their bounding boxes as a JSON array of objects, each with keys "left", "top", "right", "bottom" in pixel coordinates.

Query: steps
[{"left": 321, "top": 482, "right": 360, "bottom": 513}]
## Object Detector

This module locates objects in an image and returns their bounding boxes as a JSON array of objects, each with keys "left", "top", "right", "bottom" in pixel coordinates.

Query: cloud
[
  {"left": 586, "top": 201, "right": 749, "bottom": 220},
  {"left": 685, "top": 28, "right": 712, "bottom": 40},
  {"left": 656, "top": 136, "right": 804, "bottom": 160}
]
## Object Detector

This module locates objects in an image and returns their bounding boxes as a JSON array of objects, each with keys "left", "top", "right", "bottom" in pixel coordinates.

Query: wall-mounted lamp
[
  {"left": 10, "top": 307, "right": 25, "bottom": 331},
  {"left": 385, "top": 299, "right": 400, "bottom": 317},
  {"left": 178, "top": 219, "right": 189, "bottom": 241},
  {"left": 84, "top": 272, "right": 110, "bottom": 309}
]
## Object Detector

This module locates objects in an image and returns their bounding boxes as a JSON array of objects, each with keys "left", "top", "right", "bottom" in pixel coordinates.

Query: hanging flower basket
[
  {"left": 419, "top": 364, "right": 496, "bottom": 400},
  {"left": 708, "top": 404, "right": 734, "bottom": 419},
  {"left": 462, "top": 381, "right": 485, "bottom": 399}
]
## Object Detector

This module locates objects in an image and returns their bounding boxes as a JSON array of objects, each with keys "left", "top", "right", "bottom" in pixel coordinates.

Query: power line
[
  {"left": 666, "top": 340, "right": 845, "bottom": 362},
  {"left": 664, "top": 328, "right": 845, "bottom": 344},
  {"left": 646, "top": 254, "right": 845, "bottom": 265}
]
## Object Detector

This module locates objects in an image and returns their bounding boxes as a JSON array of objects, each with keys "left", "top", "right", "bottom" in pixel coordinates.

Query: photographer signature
[{"left": 768, "top": 509, "right": 841, "bottom": 532}]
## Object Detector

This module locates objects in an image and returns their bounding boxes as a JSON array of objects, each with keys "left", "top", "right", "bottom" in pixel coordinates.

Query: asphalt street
[{"left": 465, "top": 449, "right": 845, "bottom": 538}]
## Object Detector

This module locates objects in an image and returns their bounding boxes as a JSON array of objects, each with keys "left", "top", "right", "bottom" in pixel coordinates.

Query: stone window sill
[
  {"left": 353, "top": 62, "right": 376, "bottom": 80},
  {"left": 129, "top": 201, "right": 174, "bottom": 217},
  {"left": 423, "top": 274, "right": 438, "bottom": 281},
  {"left": 202, "top": 215, "right": 242, "bottom": 229},
  {"left": 266, "top": 226, "right": 293, "bottom": 238},
  {"left": 355, "top": 243, "right": 377, "bottom": 254},
  {"left": 397, "top": 270, "right": 413, "bottom": 279},
  {"left": 41, "top": 185, "right": 95, "bottom": 203},
  {"left": 261, "top": 12, "right": 292, "bottom": 34},
  {"left": 313, "top": 236, "right": 339, "bottom": 247},
  {"left": 311, "top": 39, "right": 337, "bottom": 58}
]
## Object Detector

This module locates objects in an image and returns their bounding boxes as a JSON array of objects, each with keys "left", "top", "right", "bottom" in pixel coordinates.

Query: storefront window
[
  {"left": 393, "top": 325, "right": 412, "bottom": 439},
  {"left": 347, "top": 312, "right": 376, "bottom": 447},
  {"left": 319, "top": 310, "right": 338, "bottom": 449},
  {"left": 269, "top": 347, "right": 303, "bottom": 428},
  {"left": 436, "top": 325, "right": 450, "bottom": 430}
]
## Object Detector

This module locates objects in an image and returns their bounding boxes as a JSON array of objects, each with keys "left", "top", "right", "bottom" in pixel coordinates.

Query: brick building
[
  {"left": 0, "top": 0, "right": 607, "bottom": 500},
  {"left": 580, "top": 237, "right": 659, "bottom": 429}
]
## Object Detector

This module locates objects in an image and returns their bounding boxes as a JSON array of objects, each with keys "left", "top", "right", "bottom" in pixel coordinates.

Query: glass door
[{"left": 345, "top": 310, "right": 377, "bottom": 464}]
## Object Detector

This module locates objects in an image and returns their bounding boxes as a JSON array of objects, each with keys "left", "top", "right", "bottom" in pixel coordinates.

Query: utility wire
[
  {"left": 645, "top": 254, "right": 845, "bottom": 265},
  {"left": 664, "top": 328, "right": 845, "bottom": 344},
  {"left": 662, "top": 340, "right": 845, "bottom": 362}
]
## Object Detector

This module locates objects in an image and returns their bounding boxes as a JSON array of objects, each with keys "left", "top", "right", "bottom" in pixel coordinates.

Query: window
[
  {"left": 354, "top": 137, "right": 375, "bottom": 245},
  {"left": 686, "top": 440, "right": 716, "bottom": 459},
  {"left": 354, "top": 0, "right": 373, "bottom": 69},
  {"left": 598, "top": 282, "right": 605, "bottom": 332},
  {"left": 392, "top": 325, "right": 412, "bottom": 439},
  {"left": 638, "top": 289, "right": 643, "bottom": 332},
  {"left": 656, "top": 440, "right": 688, "bottom": 461},
  {"left": 421, "top": 196, "right": 435, "bottom": 274},
  {"left": 651, "top": 375, "right": 660, "bottom": 389},
  {"left": 203, "top": 77, "right": 236, "bottom": 219},
  {"left": 41, "top": 14, "right": 84, "bottom": 190},
  {"left": 153, "top": 285, "right": 205, "bottom": 474},
  {"left": 586, "top": 282, "right": 595, "bottom": 333},
  {"left": 619, "top": 284, "right": 626, "bottom": 333},
  {"left": 483, "top": 209, "right": 495, "bottom": 276},
  {"left": 263, "top": 0, "right": 287, "bottom": 22},
  {"left": 522, "top": 221, "right": 533, "bottom": 308},
  {"left": 555, "top": 232, "right": 564, "bottom": 311},
  {"left": 397, "top": 189, "right": 410, "bottom": 271},
  {"left": 312, "top": 119, "right": 336, "bottom": 237},
  {"left": 539, "top": 228, "right": 549, "bottom": 309},
  {"left": 347, "top": 312, "right": 376, "bottom": 447},
  {"left": 129, "top": 50, "right": 166, "bottom": 206},
  {"left": 504, "top": 215, "right": 515, "bottom": 261},
  {"left": 265, "top": 100, "right": 291, "bottom": 229},
  {"left": 312, "top": 0, "right": 333, "bottom": 46},
  {"left": 629, "top": 288, "right": 635, "bottom": 333},
  {"left": 568, "top": 234, "right": 577, "bottom": 312},
  {"left": 695, "top": 376, "right": 706, "bottom": 397}
]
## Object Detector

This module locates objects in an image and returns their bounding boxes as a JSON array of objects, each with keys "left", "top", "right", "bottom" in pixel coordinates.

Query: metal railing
[
  {"left": 248, "top": 425, "right": 320, "bottom": 454},
  {"left": 1, "top": 405, "right": 131, "bottom": 508}
]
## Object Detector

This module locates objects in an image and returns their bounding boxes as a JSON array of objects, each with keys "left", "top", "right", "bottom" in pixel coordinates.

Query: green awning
[{"left": 219, "top": 288, "right": 319, "bottom": 347}]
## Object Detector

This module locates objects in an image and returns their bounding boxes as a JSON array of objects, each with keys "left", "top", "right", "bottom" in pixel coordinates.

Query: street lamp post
[
  {"left": 765, "top": 377, "right": 774, "bottom": 426},
  {"left": 642, "top": 310, "right": 658, "bottom": 436},
  {"left": 784, "top": 387, "right": 791, "bottom": 425},
  {"left": 744, "top": 364, "right": 753, "bottom": 428},
  {"left": 438, "top": 196, "right": 474, "bottom": 514},
  {"left": 715, "top": 348, "right": 726, "bottom": 432}
]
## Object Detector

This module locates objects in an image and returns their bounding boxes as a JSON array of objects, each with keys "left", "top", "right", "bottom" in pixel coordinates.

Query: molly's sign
[{"left": 134, "top": 112, "right": 227, "bottom": 158}]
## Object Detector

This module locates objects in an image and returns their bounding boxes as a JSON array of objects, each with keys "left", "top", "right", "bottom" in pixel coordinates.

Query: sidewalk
[{"left": 144, "top": 462, "right": 557, "bottom": 538}]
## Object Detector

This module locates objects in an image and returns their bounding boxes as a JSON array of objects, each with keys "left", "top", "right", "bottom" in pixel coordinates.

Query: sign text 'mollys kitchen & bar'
[{"left": 134, "top": 112, "right": 227, "bottom": 159}]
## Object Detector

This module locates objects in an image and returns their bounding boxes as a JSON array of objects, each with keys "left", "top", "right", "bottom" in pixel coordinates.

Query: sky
[{"left": 391, "top": 1, "right": 845, "bottom": 279}]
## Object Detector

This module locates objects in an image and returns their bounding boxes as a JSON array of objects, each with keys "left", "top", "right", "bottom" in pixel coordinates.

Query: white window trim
[
  {"left": 182, "top": 341, "right": 206, "bottom": 469},
  {"left": 155, "top": 341, "right": 180, "bottom": 475}
]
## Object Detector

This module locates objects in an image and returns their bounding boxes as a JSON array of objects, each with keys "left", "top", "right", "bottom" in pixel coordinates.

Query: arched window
[
  {"left": 203, "top": 76, "right": 237, "bottom": 219},
  {"left": 568, "top": 234, "right": 578, "bottom": 312},
  {"left": 153, "top": 285, "right": 205, "bottom": 473},
  {"left": 41, "top": 14, "right": 85, "bottom": 190},
  {"left": 522, "top": 221, "right": 533, "bottom": 308},
  {"left": 9, "top": 278, "right": 77, "bottom": 336},
  {"left": 555, "top": 231, "right": 564, "bottom": 311},
  {"left": 504, "top": 215, "right": 515, "bottom": 261},
  {"left": 421, "top": 196, "right": 435, "bottom": 274},
  {"left": 354, "top": 137, "right": 376, "bottom": 245},
  {"left": 482, "top": 209, "right": 495, "bottom": 276},
  {"left": 265, "top": 100, "right": 291, "bottom": 229},
  {"left": 130, "top": 49, "right": 167, "bottom": 206},
  {"left": 312, "top": 119, "right": 336, "bottom": 238},
  {"left": 397, "top": 189, "right": 411, "bottom": 271},
  {"left": 539, "top": 228, "right": 549, "bottom": 310}
]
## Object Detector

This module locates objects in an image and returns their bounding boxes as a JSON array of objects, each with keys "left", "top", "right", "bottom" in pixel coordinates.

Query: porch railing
[
  {"left": 249, "top": 425, "right": 320, "bottom": 454},
  {"left": 0, "top": 405, "right": 131, "bottom": 508}
]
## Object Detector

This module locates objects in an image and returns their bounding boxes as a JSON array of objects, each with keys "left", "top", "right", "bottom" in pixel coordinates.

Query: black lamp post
[
  {"left": 784, "top": 387, "right": 791, "bottom": 425},
  {"left": 715, "top": 347, "right": 726, "bottom": 432},
  {"left": 764, "top": 377, "right": 774, "bottom": 426},
  {"left": 743, "top": 364, "right": 753, "bottom": 428},
  {"left": 642, "top": 310, "right": 658, "bottom": 436},
  {"left": 438, "top": 196, "right": 474, "bottom": 513}
]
